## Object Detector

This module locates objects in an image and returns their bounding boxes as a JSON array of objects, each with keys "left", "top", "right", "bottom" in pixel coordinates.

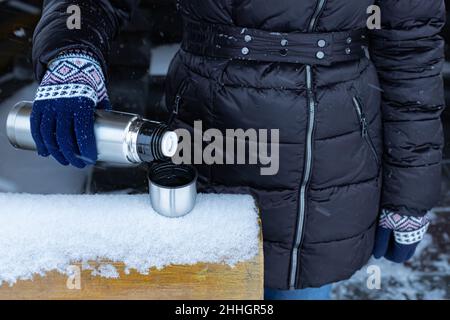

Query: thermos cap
[{"left": 161, "top": 132, "right": 178, "bottom": 158}]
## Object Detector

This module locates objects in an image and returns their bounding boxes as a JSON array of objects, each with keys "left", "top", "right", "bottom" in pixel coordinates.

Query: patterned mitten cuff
[
  {"left": 38, "top": 50, "right": 109, "bottom": 106},
  {"left": 373, "top": 209, "right": 430, "bottom": 263},
  {"left": 31, "top": 51, "right": 110, "bottom": 168}
]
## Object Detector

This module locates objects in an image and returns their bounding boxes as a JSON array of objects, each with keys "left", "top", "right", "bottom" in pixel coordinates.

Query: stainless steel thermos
[{"left": 6, "top": 101, "right": 178, "bottom": 165}]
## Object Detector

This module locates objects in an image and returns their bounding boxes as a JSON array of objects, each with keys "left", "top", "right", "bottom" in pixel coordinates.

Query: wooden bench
[
  {"left": 0, "top": 193, "right": 263, "bottom": 300},
  {"left": 0, "top": 233, "right": 263, "bottom": 300}
]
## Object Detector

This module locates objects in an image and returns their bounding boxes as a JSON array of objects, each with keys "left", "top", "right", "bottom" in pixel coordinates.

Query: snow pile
[{"left": 0, "top": 193, "right": 259, "bottom": 286}]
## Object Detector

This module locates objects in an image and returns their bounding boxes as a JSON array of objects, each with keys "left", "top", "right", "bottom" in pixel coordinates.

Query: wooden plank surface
[{"left": 0, "top": 224, "right": 263, "bottom": 300}]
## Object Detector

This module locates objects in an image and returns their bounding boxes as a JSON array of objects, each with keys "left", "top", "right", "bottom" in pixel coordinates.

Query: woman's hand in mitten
[
  {"left": 31, "top": 51, "right": 110, "bottom": 168},
  {"left": 373, "top": 209, "right": 430, "bottom": 263}
]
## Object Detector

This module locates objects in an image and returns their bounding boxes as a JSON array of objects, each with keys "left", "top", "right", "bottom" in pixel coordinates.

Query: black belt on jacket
[{"left": 182, "top": 19, "right": 367, "bottom": 66}]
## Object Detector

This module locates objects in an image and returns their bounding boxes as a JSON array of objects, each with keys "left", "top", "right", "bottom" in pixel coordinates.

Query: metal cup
[{"left": 148, "top": 162, "right": 197, "bottom": 218}]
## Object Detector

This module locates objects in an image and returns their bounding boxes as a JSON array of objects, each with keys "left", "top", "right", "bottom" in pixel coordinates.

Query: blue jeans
[{"left": 265, "top": 284, "right": 332, "bottom": 300}]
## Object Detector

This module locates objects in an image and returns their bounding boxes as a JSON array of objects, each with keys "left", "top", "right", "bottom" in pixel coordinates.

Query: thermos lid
[{"left": 161, "top": 131, "right": 178, "bottom": 158}]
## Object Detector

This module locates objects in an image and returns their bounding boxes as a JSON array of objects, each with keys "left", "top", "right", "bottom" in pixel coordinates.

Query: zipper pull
[
  {"left": 173, "top": 94, "right": 181, "bottom": 115},
  {"left": 360, "top": 116, "right": 368, "bottom": 138},
  {"left": 352, "top": 96, "right": 368, "bottom": 138},
  {"left": 167, "top": 80, "right": 188, "bottom": 127},
  {"left": 167, "top": 94, "right": 181, "bottom": 127}
]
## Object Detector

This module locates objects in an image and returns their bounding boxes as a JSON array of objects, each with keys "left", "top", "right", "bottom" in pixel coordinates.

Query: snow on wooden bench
[{"left": 0, "top": 193, "right": 262, "bottom": 299}]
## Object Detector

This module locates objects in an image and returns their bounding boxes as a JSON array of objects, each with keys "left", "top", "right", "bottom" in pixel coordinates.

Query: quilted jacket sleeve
[
  {"left": 32, "top": 0, "right": 139, "bottom": 81},
  {"left": 369, "top": 0, "right": 446, "bottom": 216}
]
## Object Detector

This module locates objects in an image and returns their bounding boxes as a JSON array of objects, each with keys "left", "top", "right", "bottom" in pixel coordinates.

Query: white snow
[
  {"left": 0, "top": 192, "right": 259, "bottom": 286},
  {"left": 13, "top": 28, "right": 26, "bottom": 38},
  {"left": 91, "top": 264, "right": 120, "bottom": 279}
]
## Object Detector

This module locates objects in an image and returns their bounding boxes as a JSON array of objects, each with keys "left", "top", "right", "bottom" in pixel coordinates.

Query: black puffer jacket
[{"left": 33, "top": 0, "right": 446, "bottom": 289}]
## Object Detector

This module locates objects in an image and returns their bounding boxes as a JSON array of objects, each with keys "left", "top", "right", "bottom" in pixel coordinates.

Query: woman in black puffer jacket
[{"left": 31, "top": 0, "right": 446, "bottom": 295}]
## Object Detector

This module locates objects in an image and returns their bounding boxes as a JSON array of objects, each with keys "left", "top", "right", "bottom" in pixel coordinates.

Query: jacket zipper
[
  {"left": 167, "top": 80, "right": 188, "bottom": 127},
  {"left": 352, "top": 96, "right": 380, "bottom": 166},
  {"left": 308, "top": 0, "right": 327, "bottom": 32},
  {"left": 289, "top": 0, "right": 327, "bottom": 290}
]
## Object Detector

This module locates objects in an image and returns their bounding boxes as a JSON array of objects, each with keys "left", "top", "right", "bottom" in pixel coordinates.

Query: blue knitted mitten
[
  {"left": 31, "top": 51, "right": 110, "bottom": 168},
  {"left": 373, "top": 209, "right": 430, "bottom": 263}
]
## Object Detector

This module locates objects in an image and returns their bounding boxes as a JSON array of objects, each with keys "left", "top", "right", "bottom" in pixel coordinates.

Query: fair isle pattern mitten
[
  {"left": 31, "top": 51, "right": 110, "bottom": 168},
  {"left": 373, "top": 209, "right": 430, "bottom": 263}
]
